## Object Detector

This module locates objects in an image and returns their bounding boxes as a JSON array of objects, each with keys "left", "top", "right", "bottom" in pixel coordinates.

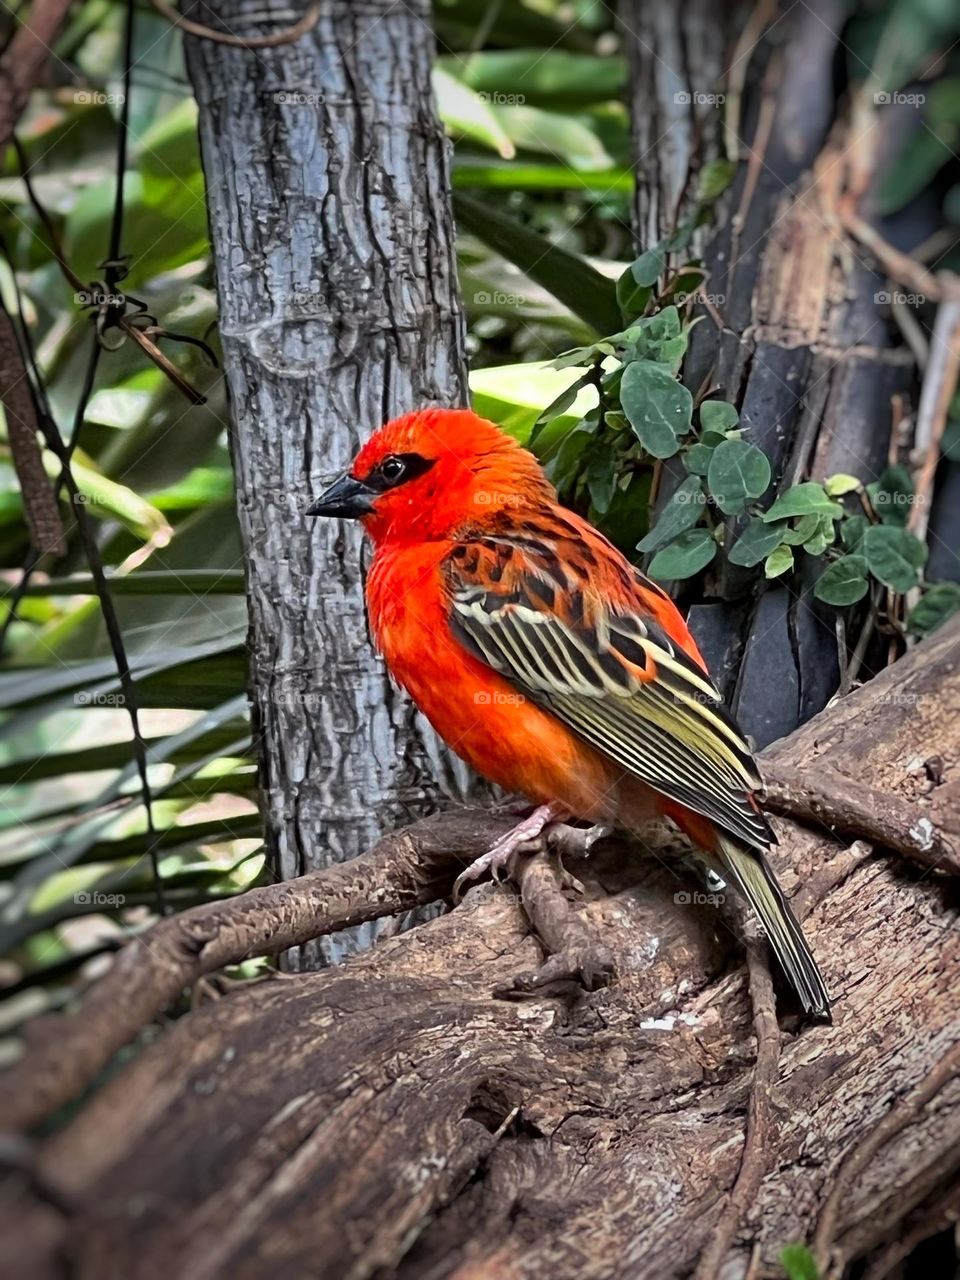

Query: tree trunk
[
  {"left": 184, "top": 0, "right": 488, "bottom": 963},
  {"left": 6, "top": 619, "right": 960, "bottom": 1280},
  {"left": 624, "top": 0, "right": 931, "bottom": 749}
]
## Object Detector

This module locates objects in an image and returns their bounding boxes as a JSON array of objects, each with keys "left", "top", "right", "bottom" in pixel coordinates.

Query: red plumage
[{"left": 309, "top": 407, "right": 830, "bottom": 1018}]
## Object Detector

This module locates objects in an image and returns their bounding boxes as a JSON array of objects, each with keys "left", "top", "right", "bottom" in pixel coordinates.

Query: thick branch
[
  {"left": 0, "top": 810, "right": 513, "bottom": 1133},
  {"left": 761, "top": 762, "right": 960, "bottom": 874}
]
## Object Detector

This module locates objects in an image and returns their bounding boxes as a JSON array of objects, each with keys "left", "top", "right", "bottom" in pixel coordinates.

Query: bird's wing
[{"left": 443, "top": 530, "right": 771, "bottom": 849}]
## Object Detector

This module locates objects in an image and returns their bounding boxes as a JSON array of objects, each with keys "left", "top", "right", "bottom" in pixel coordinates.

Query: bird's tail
[{"left": 716, "top": 833, "right": 831, "bottom": 1021}]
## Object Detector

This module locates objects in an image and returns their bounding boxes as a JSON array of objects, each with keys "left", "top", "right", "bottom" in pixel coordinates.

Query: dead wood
[{"left": 3, "top": 618, "right": 960, "bottom": 1280}]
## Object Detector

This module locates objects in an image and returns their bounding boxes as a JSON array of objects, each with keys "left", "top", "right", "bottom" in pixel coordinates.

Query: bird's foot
[{"left": 453, "top": 801, "right": 570, "bottom": 901}]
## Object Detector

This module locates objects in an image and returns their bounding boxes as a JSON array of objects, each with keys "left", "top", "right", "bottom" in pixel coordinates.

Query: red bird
[{"left": 308, "top": 408, "right": 830, "bottom": 1019}]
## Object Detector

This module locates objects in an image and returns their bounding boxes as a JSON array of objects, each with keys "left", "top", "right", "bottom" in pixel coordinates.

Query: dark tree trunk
[
  {"left": 184, "top": 0, "right": 489, "bottom": 962},
  {"left": 623, "top": 0, "right": 927, "bottom": 748}
]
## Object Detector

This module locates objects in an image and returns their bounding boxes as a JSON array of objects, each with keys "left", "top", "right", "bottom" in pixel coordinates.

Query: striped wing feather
[{"left": 445, "top": 532, "right": 771, "bottom": 849}]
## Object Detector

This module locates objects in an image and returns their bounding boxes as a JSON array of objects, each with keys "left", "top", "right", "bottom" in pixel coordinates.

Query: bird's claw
[{"left": 452, "top": 802, "right": 569, "bottom": 902}]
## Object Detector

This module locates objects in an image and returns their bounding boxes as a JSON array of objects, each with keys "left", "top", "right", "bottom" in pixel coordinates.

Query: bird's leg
[{"left": 453, "top": 801, "right": 570, "bottom": 901}]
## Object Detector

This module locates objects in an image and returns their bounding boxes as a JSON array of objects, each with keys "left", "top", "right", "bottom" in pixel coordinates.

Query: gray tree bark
[{"left": 184, "top": 0, "right": 489, "bottom": 962}]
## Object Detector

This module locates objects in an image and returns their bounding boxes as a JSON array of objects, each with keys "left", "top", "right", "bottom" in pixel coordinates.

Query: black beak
[{"left": 306, "top": 473, "right": 375, "bottom": 519}]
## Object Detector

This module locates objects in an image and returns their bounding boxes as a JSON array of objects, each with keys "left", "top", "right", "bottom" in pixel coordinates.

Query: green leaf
[
  {"left": 907, "top": 582, "right": 960, "bottom": 635},
  {"left": 764, "top": 544, "right": 795, "bottom": 578},
  {"left": 762, "top": 483, "right": 842, "bottom": 522},
  {"left": 440, "top": 50, "right": 627, "bottom": 109},
  {"left": 699, "top": 400, "right": 739, "bottom": 433},
  {"left": 627, "top": 246, "right": 667, "bottom": 288},
  {"left": 617, "top": 263, "right": 650, "bottom": 320},
  {"left": 780, "top": 513, "right": 820, "bottom": 545},
  {"left": 697, "top": 158, "right": 736, "bottom": 202},
  {"left": 814, "top": 555, "right": 870, "bottom": 605},
  {"left": 707, "top": 439, "right": 771, "bottom": 515},
  {"left": 727, "top": 517, "right": 785, "bottom": 567},
  {"left": 433, "top": 66, "right": 516, "bottom": 158},
  {"left": 862, "top": 525, "right": 927, "bottom": 592},
  {"left": 824, "top": 472, "right": 862, "bottom": 497},
  {"left": 454, "top": 192, "right": 621, "bottom": 335},
  {"left": 779, "top": 1242, "right": 820, "bottom": 1280},
  {"left": 842, "top": 514, "right": 869, "bottom": 552},
  {"left": 803, "top": 513, "right": 837, "bottom": 557},
  {"left": 636, "top": 477, "right": 705, "bottom": 552},
  {"left": 492, "top": 103, "right": 614, "bottom": 171},
  {"left": 682, "top": 442, "right": 715, "bottom": 476},
  {"left": 867, "top": 464, "right": 914, "bottom": 526},
  {"left": 586, "top": 450, "right": 617, "bottom": 514},
  {"left": 648, "top": 528, "right": 717, "bottom": 581},
  {"left": 620, "top": 360, "right": 693, "bottom": 459}
]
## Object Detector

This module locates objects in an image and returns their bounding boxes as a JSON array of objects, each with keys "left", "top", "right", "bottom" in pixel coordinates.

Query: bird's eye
[{"left": 379, "top": 455, "right": 406, "bottom": 483}]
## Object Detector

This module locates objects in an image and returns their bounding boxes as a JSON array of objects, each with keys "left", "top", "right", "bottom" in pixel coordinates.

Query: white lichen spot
[
  {"left": 639, "top": 1015, "right": 677, "bottom": 1031},
  {"left": 909, "top": 817, "right": 935, "bottom": 851}
]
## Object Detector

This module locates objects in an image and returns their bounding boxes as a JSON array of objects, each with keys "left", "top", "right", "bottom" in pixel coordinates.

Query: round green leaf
[
  {"left": 682, "top": 442, "right": 715, "bottom": 476},
  {"left": 636, "top": 477, "right": 705, "bottom": 552},
  {"left": 648, "top": 529, "right": 717, "bottom": 581},
  {"left": 814, "top": 555, "right": 870, "bottom": 606},
  {"left": 907, "top": 582, "right": 960, "bottom": 636},
  {"left": 727, "top": 517, "right": 785, "bottom": 567},
  {"left": 867, "top": 464, "right": 914, "bottom": 526},
  {"left": 762, "top": 482, "right": 842, "bottom": 523},
  {"left": 707, "top": 439, "right": 771, "bottom": 514},
  {"left": 824, "top": 473, "right": 862, "bottom": 497},
  {"left": 764, "top": 544, "right": 794, "bottom": 578},
  {"left": 862, "top": 525, "right": 927, "bottom": 593},
  {"left": 699, "top": 400, "right": 739, "bottom": 433},
  {"left": 842, "top": 514, "right": 868, "bottom": 552},
  {"left": 802, "top": 513, "right": 837, "bottom": 557},
  {"left": 628, "top": 246, "right": 667, "bottom": 287},
  {"left": 620, "top": 359, "right": 693, "bottom": 459}
]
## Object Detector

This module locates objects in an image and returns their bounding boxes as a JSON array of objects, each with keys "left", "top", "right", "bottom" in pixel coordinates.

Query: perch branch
[
  {"left": 813, "top": 1037, "right": 960, "bottom": 1274},
  {"left": 0, "top": 809, "right": 514, "bottom": 1133},
  {"left": 692, "top": 945, "right": 781, "bottom": 1280},
  {"left": 495, "top": 849, "right": 616, "bottom": 997},
  {"left": 761, "top": 763, "right": 959, "bottom": 874}
]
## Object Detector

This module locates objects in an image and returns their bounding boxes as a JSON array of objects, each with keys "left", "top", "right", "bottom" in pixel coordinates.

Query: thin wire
[{"left": 0, "top": 0, "right": 168, "bottom": 914}]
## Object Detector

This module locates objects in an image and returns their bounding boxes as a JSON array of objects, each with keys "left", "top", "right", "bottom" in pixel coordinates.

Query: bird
[{"left": 307, "top": 406, "right": 830, "bottom": 1020}]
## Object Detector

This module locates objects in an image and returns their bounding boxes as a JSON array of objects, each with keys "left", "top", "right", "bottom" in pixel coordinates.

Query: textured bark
[
  {"left": 6, "top": 618, "right": 960, "bottom": 1280},
  {"left": 184, "top": 0, "right": 489, "bottom": 962},
  {"left": 623, "top": 0, "right": 938, "bottom": 751}
]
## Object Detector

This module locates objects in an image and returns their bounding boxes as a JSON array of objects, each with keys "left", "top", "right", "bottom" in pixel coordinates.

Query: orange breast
[{"left": 365, "top": 544, "right": 621, "bottom": 820}]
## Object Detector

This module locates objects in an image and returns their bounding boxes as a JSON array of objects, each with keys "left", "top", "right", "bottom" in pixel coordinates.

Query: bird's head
[{"left": 307, "top": 407, "right": 553, "bottom": 545}]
